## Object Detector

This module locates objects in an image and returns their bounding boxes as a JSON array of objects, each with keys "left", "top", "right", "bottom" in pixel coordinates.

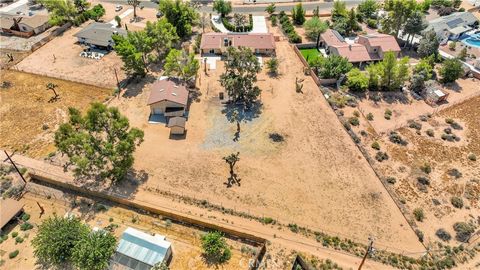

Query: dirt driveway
[{"left": 108, "top": 39, "right": 423, "bottom": 252}]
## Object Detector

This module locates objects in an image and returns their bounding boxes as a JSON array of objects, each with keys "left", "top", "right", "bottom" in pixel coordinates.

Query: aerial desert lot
[{"left": 110, "top": 41, "right": 423, "bottom": 252}]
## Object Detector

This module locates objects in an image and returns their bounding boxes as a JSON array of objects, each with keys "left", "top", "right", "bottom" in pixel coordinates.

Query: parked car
[{"left": 115, "top": 5, "right": 123, "bottom": 12}]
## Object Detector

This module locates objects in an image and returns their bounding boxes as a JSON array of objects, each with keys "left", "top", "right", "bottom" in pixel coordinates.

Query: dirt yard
[
  {"left": 0, "top": 187, "right": 256, "bottom": 270},
  {"left": 0, "top": 70, "right": 111, "bottom": 158},
  {"left": 107, "top": 34, "right": 423, "bottom": 252},
  {"left": 362, "top": 95, "right": 480, "bottom": 246},
  {"left": 14, "top": 22, "right": 125, "bottom": 88}
]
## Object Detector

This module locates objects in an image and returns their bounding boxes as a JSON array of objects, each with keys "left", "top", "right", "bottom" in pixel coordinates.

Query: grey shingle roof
[
  {"left": 74, "top": 22, "right": 127, "bottom": 47},
  {"left": 426, "top": 12, "right": 478, "bottom": 35}
]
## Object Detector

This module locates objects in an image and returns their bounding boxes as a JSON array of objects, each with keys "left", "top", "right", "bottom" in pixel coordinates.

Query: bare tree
[
  {"left": 223, "top": 152, "right": 240, "bottom": 187},
  {"left": 127, "top": 0, "right": 140, "bottom": 21},
  {"left": 46, "top": 82, "right": 59, "bottom": 101}
]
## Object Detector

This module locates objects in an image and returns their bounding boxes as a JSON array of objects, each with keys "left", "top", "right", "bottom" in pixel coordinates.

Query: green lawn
[{"left": 299, "top": 48, "right": 320, "bottom": 62}]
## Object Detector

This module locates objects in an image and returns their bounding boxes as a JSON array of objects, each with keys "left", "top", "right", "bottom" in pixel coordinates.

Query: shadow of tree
[
  {"left": 221, "top": 101, "right": 263, "bottom": 123},
  {"left": 122, "top": 74, "right": 156, "bottom": 98}
]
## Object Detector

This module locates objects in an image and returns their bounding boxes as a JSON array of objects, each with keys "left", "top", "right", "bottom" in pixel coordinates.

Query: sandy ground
[
  {"left": 0, "top": 189, "right": 256, "bottom": 270},
  {"left": 360, "top": 95, "right": 480, "bottom": 247},
  {"left": 0, "top": 70, "right": 112, "bottom": 158},
  {"left": 107, "top": 33, "right": 423, "bottom": 253},
  {"left": 354, "top": 78, "right": 480, "bottom": 135}
]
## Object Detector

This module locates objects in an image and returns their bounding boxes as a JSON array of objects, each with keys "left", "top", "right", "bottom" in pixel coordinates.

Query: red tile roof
[
  {"left": 147, "top": 78, "right": 189, "bottom": 106},
  {"left": 200, "top": 33, "right": 276, "bottom": 50},
  {"left": 320, "top": 29, "right": 344, "bottom": 46},
  {"left": 358, "top": 34, "right": 401, "bottom": 53},
  {"left": 331, "top": 44, "right": 372, "bottom": 63}
]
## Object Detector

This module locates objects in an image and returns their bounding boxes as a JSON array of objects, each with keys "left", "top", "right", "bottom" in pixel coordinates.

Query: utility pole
[
  {"left": 358, "top": 237, "right": 374, "bottom": 270},
  {"left": 3, "top": 150, "right": 26, "bottom": 184}
]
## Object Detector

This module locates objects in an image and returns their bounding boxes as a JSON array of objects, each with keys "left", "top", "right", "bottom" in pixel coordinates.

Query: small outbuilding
[
  {"left": 147, "top": 77, "right": 189, "bottom": 117},
  {"left": 111, "top": 227, "right": 172, "bottom": 270},
  {"left": 423, "top": 81, "right": 449, "bottom": 105},
  {"left": 168, "top": 116, "right": 186, "bottom": 135},
  {"left": 0, "top": 198, "right": 24, "bottom": 231}
]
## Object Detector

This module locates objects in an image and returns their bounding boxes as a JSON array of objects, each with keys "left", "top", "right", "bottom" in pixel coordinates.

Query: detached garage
[{"left": 147, "top": 78, "right": 189, "bottom": 117}]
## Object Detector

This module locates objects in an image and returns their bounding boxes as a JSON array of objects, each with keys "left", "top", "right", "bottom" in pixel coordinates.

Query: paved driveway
[{"left": 211, "top": 15, "right": 267, "bottom": 33}]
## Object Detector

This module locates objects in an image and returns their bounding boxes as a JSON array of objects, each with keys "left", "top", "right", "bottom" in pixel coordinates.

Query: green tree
[
  {"left": 366, "top": 63, "right": 381, "bottom": 90},
  {"left": 382, "top": 0, "right": 418, "bottom": 37},
  {"left": 39, "top": 0, "right": 78, "bottom": 26},
  {"left": 346, "top": 68, "right": 369, "bottom": 92},
  {"left": 86, "top": 4, "right": 105, "bottom": 22},
  {"left": 32, "top": 216, "right": 89, "bottom": 266},
  {"left": 357, "top": 0, "right": 378, "bottom": 20},
  {"left": 220, "top": 47, "right": 261, "bottom": 106},
  {"left": 159, "top": 0, "right": 199, "bottom": 38},
  {"left": 439, "top": 58, "right": 463, "bottom": 83},
  {"left": 413, "top": 57, "right": 434, "bottom": 80},
  {"left": 145, "top": 18, "right": 179, "bottom": 58},
  {"left": 346, "top": 8, "right": 361, "bottom": 35},
  {"left": 164, "top": 49, "right": 200, "bottom": 84},
  {"left": 201, "top": 231, "right": 231, "bottom": 264},
  {"left": 113, "top": 30, "right": 155, "bottom": 77},
  {"left": 417, "top": 30, "right": 440, "bottom": 58},
  {"left": 304, "top": 17, "right": 328, "bottom": 41},
  {"left": 151, "top": 262, "right": 170, "bottom": 270},
  {"left": 403, "top": 10, "right": 427, "bottom": 47},
  {"left": 458, "top": 47, "right": 467, "bottom": 61},
  {"left": 317, "top": 55, "right": 352, "bottom": 79},
  {"left": 114, "top": 15, "right": 121, "bottom": 27},
  {"left": 127, "top": 0, "right": 140, "bottom": 21},
  {"left": 73, "top": 0, "right": 90, "bottom": 13},
  {"left": 213, "top": 0, "right": 232, "bottom": 17},
  {"left": 332, "top": 0, "right": 348, "bottom": 21},
  {"left": 266, "top": 57, "right": 279, "bottom": 75},
  {"left": 292, "top": 3, "right": 306, "bottom": 25},
  {"left": 378, "top": 52, "right": 410, "bottom": 91},
  {"left": 410, "top": 72, "right": 426, "bottom": 92},
  {"left": 54, "top": 103, "right": 144, "bottom": 182},
  {"left": 265, "top": 3, "right": 276, "bottom": 15},
  {"left": 71, "top": 231, "right": 116, "bottom": 270}
]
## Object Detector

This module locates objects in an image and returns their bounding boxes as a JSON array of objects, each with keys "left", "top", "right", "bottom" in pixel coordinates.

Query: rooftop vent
[
  {"left": 159, "top": 88, "right": 164, "bottom": 92},
  {"left": 172, "top": 93, "right": 177, "bottom": 96}
]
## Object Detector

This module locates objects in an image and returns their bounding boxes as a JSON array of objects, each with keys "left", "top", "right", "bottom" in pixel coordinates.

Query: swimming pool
[{"left": 461, "top": 32, "right": 480, "bottom": 48}]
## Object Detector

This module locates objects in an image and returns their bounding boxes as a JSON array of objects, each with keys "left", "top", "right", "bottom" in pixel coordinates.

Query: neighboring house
[
  {"left": 168, "top": 116, "right": 186, "bottom": 135},
  {"left": 147, "top": 77, "right": 189, "bottom": 117},
  {"left": 425, "top": 12, "right": 478, "bottom": 41},
  {"left": 200, "top": 33, "right": 276, "bottom": 55},
  {"left": 110, "top": 227, "right": 172, "bottom": 270},
  {"left": 0, "top": 198, "right": 24, "bottom": 232},
  {"left": 319, "top": 29, "right": 401, "bottom": 65},
  {"left": 74, "top": 22, "right": 127, "bottom": 50},
  {"left": 0, "top": 13, "right": 49, "bottom": 37},
  {"left": 357, "top": 34, "right": 401, "bottom": 59}
]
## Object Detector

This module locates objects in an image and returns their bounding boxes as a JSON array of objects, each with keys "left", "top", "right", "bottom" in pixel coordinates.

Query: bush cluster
[
  {"left": 279, "top": 12, "right": 302, "bottom": 43},
  {"left": 371, "top": 141, "right": 380, "bottom": 150},
  {"left": 384, "top": 109, "right": 393, "bottom": 120},
  {"left": 389, "top": 132, "right": 407, "bottom": 146},
  {"left": 222, "top": 14, "right": 253, "bottom": 32},
  {"left": 453, "top": 222, "right": 475, "bottom": 242},
  {"left": 450, "top": 196, "right": 463, "bottom": 208},
  {"left": 375, "top": 151, "right": 389, "bottom": 162},
  {"left": 413, "top": 208, "right": 425, "bottom": 222},
  {"left": 435, "top": 228, "right": 452, "bottom": 241}
]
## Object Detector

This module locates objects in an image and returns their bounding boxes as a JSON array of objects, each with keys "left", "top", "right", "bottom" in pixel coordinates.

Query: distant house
[
  {"left": 74, "top": 22, "right": 127, "bottom": 50},
  {"left": 110, "top": 227, "right": 172, "bottom": 270},
  {"left": 200, "top": 33, "right": 276, "bottom": 55},
  {"left": 168, "top": 116, "right": 186, "bottom": 135},
  {"left": 0, "top": 14, "right": 49, "bottom": 37},
  {"left": 425, "top": 12, "right": 478, "bottom": 41},
  {"left": 319, "top": 29, "right": 401, "bottom": 65},
  {"left": 147, "top": 77, "right": 189, "bottom": 117},
  {"left": 0, "top": 198, "right": 24, "bottom": 232},
  {"left": 357, "top": 34, "right": 401, "bottom": 59}
]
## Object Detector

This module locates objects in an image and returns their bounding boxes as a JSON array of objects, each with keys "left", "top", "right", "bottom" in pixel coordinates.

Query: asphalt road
[{"left": 101, "top": 0, "right": 363, "bottom": 13}]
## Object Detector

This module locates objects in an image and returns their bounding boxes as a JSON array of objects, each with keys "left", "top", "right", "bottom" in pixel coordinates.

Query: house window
[
  {"left": 223, "top": 38, "right": 229, "bottom": 47},
  {"left": 209, "top": 49, "right": 215, "bottom": 54}
]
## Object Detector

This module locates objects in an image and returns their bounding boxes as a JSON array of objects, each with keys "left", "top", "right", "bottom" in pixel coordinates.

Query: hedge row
[
  {"left": 222, "top": 14, "right": 253, "bottom": 32},
  {"left": 278, "top": 12, "right": 301, "bottom": 43}
]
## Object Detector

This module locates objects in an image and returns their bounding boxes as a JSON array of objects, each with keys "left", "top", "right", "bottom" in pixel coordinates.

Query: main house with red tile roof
[
  {"left": 319, "top": 29, "right": 401, "bottom": 65},
  {"left": 200, "top": 33, "right": 276, "bottom": 55}
]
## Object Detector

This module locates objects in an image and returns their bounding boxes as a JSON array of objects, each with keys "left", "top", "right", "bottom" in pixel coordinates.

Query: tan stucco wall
[{"left": 150, "top": 100, "right": 185, "bottom": 115}]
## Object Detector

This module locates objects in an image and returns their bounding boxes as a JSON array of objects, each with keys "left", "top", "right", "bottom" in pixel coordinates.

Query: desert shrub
[
  {"left": 450, "top": 122, "right": 462, "bottom": 130},
  {"left": 262, "top": 217, "right": 275, "bottom": 224},
  {"left": 450, "top": 196, "right": 463, "bottom": 208},
  {"left": 353, "top": 110, "right": 360, "bottom": 117},
  {"left": 366, "top": 18, "right": 377, "bottom": 28},
  {"left": 9, "top": 250, "right": 19, "bottom": 259},
  {"left": 288, "top": 223, "right": 299, "bottom": 233},
  {"left": 448, "top": 168, "right": 462, "bottom": 179},
  {"left": 384, "top": 109, "right": 393, "bottom": 120},
  {"left": 420, "top": 163, "right": 431, "bottom": 174},
  {"left": 201, "top": 231, "right": 232, "bottom": 263},
  {"left": 21, "top": 213, "right": 30, "bottom": 222},
  {"left": 12, "top": 231, "right": 18, "bottom": 238},
  {"left": 342, "top": 121, "right": 351, "bottom": 130},
  {"left": 351, "top": 133, "right": 361, "bottom": 143},
  {"left": 269, "top": 133, "right": 284, "bottom": 142},
  {"left": 386, "top": 177, "right": 396, "bottom": 184},
  {"left": 15, "top": 236, "right": 24, "bottom": 244},
  {"left": 413, "top": 208, "right": 425, "bottom": 222},
  {"left": 389, "top": 132, "right": 407, "bottom": 146},
  {"left": 417, "top": 176, "right": 430, "bottom": 186},
  {"left": 415, "top": 229, "right": 424, "bottom": 242},
  {"left": 270, "top": 15, "right": 277, "bottom": 26},
  {"left": 467, "top": 153, "right": 477, "bottom": 161},
  {"left": 426, "top": 129, "right": 434, "bottom": 137},
  {"left": 20, "top": 222, "right": 33, "bottom": 231},
  {"left": 453, "top": 222, "right": 475, "bottom": 242},
  {"left": 419, "top": 115, "right": 428, "bottom": 122},
  {"left": 436, "top": 228, "right": 452, "bottom": 241},
  {"left": 375, "top": 151, "right": 389, "bottom": 162},
  {"left": 371, "top": 141, "right": 380, "bottom": 150},
  {"left": 349, "top": 117, "right": 360, "bottom": 126},
  {"left": 366, "top": 113, "right": 374, "bottom": 121},
  {"left": 408, "top": 120, "right": 422, "bottom": 130},
  {"left": 445, "top": 118, "right": 454, "bottom": 124}
]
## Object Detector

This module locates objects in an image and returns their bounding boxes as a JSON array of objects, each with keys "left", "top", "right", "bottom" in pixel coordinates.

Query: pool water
[{"left": 461, "top": 33, "right": 480, "bottom": 48}]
